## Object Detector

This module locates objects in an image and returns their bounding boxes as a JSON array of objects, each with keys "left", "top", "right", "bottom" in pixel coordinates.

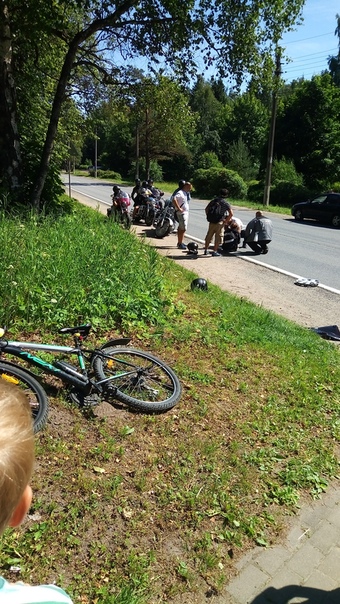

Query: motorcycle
[
  {"left": 154, "top": 199, "right": 176, "bottom": 238},
  {"left": 134, "top": 191, "right": 162, "bottom": 226},
  {"left": 107, "top": 191, "right": 132, "bottom": 229}
]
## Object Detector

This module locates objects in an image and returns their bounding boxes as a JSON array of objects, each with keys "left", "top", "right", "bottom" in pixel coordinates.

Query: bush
[
  {"left": 197, "top": 151, "right": 223, "bottom": 170},
  {"left": 193, "top": 167, "right": 248, "bottom": 199},
  {"left": 247, "top": 180, "right": 263, "bottom": 204},
  {"left": 271, "top": 158, "right": 304, "bottom": 186},
  {"left": 88, "top": 169, "right": 122, "bottom": 180},
  {"left": 269, "top": 182, "right": 314, "bottom": 207}
]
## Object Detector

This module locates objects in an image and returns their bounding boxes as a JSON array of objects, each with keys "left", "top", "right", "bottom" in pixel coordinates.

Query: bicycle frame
[{"left": 0, "top": 339, "right": 94, "bottom": 392}]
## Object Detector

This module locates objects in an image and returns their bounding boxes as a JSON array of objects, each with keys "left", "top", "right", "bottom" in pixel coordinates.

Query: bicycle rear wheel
[
  {"left": 0, "top": 362, "right": 49, "bottom": 433},
  {"left": 93, "top": 347, "right": 181, "bottom": 412}
]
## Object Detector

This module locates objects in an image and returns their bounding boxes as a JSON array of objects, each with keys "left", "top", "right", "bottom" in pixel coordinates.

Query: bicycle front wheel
[
  {"left": 0, "top": 362, "right": 49, "bottom": 433},
  {"left": 93, "top": 347, "right": 181, "bottom": 412}
]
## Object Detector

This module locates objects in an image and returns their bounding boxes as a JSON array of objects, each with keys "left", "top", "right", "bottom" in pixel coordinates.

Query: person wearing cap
[
  {"left": 172, "top": 181, "right": 192, "bottom": 249},
  {"left": 243, "top": 210, "right": 273, "bottom": 255}
]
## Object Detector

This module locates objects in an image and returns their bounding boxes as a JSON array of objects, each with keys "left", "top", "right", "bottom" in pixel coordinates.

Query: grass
[{"left": 0, "top": 202, "right": 339, "bottom": 603}]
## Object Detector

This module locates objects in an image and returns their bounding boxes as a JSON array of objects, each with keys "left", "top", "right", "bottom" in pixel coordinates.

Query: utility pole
[
  {"left": 263, "top": 49, "right": 282, "bottom": 207},
  {"left": 135, "top": 124, "right": 140, "bottom": 179},
  {"left": 94, "top": 128, "right": 98, "bottom": 178}
]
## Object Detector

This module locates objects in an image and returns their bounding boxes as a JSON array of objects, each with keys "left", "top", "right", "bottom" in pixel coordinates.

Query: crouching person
[{"left": 244, "top": 211, "right": 273, "bottom": 255}]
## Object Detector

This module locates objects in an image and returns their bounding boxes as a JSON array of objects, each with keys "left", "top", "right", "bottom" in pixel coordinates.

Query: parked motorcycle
[
  {"left": 154, "top": 199, "right": 176, "bottom": 238},
  {"left": 134, "top": 190, "right": 162, "bottom": 226},
  {"left": 107, "top": 188, "right": 132, "bottom": 229}
]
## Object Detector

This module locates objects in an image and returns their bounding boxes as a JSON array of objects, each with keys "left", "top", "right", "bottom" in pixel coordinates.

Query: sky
[{"left": 280, "top": 0, "right": 339, "bottom": 82}]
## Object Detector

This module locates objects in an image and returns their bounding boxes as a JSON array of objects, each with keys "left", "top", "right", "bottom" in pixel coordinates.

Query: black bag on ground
[{"left": 222, "top": 227, "right": 239, "bottom": 252}]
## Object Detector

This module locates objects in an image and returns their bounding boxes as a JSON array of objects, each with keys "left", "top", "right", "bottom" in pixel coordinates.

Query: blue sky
[{"left": 281, "top": 0, "right": 339, "bottom": 82}]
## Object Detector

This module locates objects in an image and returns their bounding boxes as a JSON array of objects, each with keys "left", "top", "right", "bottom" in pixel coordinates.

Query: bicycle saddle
[{"left": 58, "top": 323, "right": 92, "bottom": 336}]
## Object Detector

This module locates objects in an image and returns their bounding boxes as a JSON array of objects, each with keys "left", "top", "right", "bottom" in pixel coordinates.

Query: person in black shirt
[{"left": 203, "top": 189, "right": 233, "bottom": 256}]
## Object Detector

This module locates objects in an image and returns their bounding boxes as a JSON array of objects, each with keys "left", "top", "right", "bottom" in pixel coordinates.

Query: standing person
[
  {"left": 172, "top": 181, "right": 192, "bottom": 249},
  {"left": 131, "top": 178, "right": 141, "bottom": 202},
  {"left": 244, "top": 210, "right": 273, "bottom": 255},
  {"left": 203, "top": 189, "right": 233, "bottom": 256},
  {"left": 171, "top": 179, "right": 191, "bottom": 233},
  {"left": 0, "top": 381, "right": 73, "bottom": 603}
]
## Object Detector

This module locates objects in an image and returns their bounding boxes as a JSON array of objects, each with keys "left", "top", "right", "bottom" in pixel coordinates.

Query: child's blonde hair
[{"left": 0, "top": 380, "right": 35, "bottom": 534}]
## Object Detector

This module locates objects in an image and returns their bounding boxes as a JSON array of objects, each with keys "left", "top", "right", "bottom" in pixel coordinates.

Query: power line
[
  {"left": 283, "top": 30, "right": 334, "bottom": 45},
  {"left": 283, "top": 47, "right": 338, "bottom": 62}
]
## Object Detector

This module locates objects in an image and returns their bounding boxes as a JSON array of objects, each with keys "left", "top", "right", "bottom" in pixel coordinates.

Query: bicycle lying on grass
[{"left": 0, "top": 324, "right": 182, "bottom": 433}]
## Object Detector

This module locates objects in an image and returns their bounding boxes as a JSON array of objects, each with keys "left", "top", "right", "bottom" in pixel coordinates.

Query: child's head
[{"left": 0, "top": 380, "right": 35, "bottom": 535}]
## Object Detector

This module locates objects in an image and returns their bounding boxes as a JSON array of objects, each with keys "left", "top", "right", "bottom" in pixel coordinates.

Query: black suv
[{"left": 291, "top": 192, "right": 340, "bottom": 228}]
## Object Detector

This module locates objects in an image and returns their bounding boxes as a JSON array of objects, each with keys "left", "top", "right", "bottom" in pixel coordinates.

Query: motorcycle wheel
[
  {"left": 145, "top": 211, "right": 155, "bottom": 227},
  {"left": 121, "top": 213, "right": 132, "bottom": 229},
  {"left": 155, "top": 219, "right": 171, "bottom": 238}
]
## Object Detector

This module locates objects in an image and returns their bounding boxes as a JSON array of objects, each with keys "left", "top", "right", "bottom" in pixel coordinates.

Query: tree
[
  {"left": 131, "top": 74, "right": 196, "bottom": 178},
  {"left": 1, "top": 0, "right": 305, "bottom": 210},
  {"left": 328, "top": 14, "right": 340, "bottom": 86},
  {"left": 189, "top": 76, "right": 223, "bottom": 158},
  {"left": 275, "top": 74, "right": 340, "bottom": 187},
  {"left": 219, "top": 93, "right": 269, "bottom": 168}
]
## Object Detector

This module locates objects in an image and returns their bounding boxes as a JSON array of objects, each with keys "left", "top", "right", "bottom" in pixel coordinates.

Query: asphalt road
[{"left": 63, "top": 174, "right": 340, "bottom": 293}]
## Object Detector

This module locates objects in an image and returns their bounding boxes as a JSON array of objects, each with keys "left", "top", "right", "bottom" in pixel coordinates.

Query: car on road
[{"left": 291, "top": 192, "right": 340, "bottom": 228}]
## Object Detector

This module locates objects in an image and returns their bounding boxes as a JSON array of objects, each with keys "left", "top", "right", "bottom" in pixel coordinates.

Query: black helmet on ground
[
  {"left": 187, "top": 241, "right": 198, "bottom": 255},
  {"left": 191, "top": 278, "right": 208, "bottom": 291}
]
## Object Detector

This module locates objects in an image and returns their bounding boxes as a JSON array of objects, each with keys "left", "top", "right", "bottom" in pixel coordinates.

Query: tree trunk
[
  {"left": 29, "top": 42, "right": 79, "bottom": 211},
  {"left": 0, "top": 2, "right": 22, "bottom": 195}
]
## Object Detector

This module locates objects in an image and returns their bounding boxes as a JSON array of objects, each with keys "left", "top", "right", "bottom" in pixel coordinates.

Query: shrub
[
  {"left": 269, "top": 182, "right": 314, "bottom": 207},
  {"left": 271, "top": 158, "right": 304, "bottom": 186},
  {"left": 88, "top": 168, "right": 122, "bottom": 180},
  {"left": 197, "top": 151, "right": 223, "bottom": 170},
  {"left": 247, "top": 180, "right": 263, "bottom": 204},
  {"left": 193, "top": 167, "right": 248, "bottom": 199}
]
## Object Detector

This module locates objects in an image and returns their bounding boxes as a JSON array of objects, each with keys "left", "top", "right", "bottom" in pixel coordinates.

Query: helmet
[
  {"left": 191, "top": 278, "right": 208, "bottom": 291},
  {"left": 178, "top": 179, "right": 186, "bottom": 188},
  {"left": 187, "top": 241, "right": 198, "bottom": 255},
  {"left": 112, "top": 185, "right": 119, "bottom": 193},
  {"left": 135, "top": 178, "right": 141, "bottom": 185}
]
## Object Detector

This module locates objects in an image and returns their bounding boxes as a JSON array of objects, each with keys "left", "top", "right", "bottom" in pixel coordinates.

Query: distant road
[{"left": 63, "top": 174, "right": 340, "bottom": 293}]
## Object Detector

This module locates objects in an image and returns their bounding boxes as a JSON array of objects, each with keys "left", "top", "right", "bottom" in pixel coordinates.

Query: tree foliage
[
  {"left": 0, "top": 0, "right": 305, "bottom": 210},
  {"left": 275, "top": 74, "right": 340, "bottom": 188},
  {"left": 328, "top": 14, "right": 340, "bottom": 86}
]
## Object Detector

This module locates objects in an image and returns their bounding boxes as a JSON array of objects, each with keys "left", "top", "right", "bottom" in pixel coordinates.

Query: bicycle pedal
[
  {"left": 83, "top": 394, "right": 100, "bottom": 408},
  {"left": 69, "top": 389, "right": 99, "bottom": 408}
]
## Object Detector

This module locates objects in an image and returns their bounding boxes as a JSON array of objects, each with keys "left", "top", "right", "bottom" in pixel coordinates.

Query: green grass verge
[{"left": 0, "top": 203, "right": 338, "bottom": 603}]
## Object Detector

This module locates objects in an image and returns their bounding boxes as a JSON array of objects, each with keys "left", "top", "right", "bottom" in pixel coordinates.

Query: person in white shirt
[{"left": 172, "top": 182, "right": 192, "bottom": 250}]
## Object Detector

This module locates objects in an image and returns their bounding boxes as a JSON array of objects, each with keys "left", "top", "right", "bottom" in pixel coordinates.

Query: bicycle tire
[
  {"left": 93, "top": 347, "right": 181, "bottom": 412},
  {"left": 0, "top": 362, "right": 49, "bottom": 433}
]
